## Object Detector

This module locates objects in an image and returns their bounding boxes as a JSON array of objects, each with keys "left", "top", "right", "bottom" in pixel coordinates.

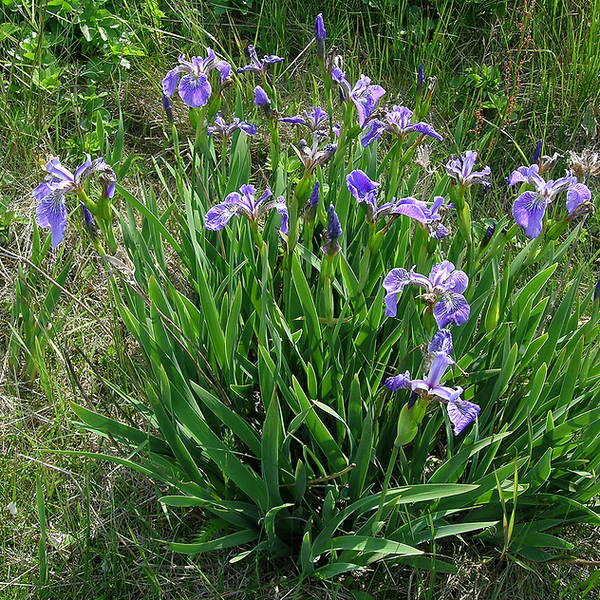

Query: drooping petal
[
  {"left": 238, "top": 121, "right": 258, "bottom": 136},
  {"left": 263, "top": 54, "right": 284, "bottom": 65},
  {"left": 512, "top": 190, "right": 549, "bottom": 239},
  {"left": 428, "top": 329, "right": 453, "bottom": 354},
  {"left": 33, "top": 179, "right": 60, "bottom": 204},
  {"left": 75, "top": 156, "right": 108, "bottom": 184},
  {"left": 391, "top": 198, "right": 429, "bottom": 223},
  {"left": 566, "top": 182, "right": 592, "bottom": 215},
  {"left": 254, "top": 85, "right": 271, "bottom": 108},
  {"left": 280, "top": 115, "right": 306, "bottom": 125},
  {"left": 383, "top": 268, "right": 411, "bottom": 317},
  {"left": 447, "top": 397, "right": 480, "bottom": 435},
  {"left": 406, "top": 267, "right": 434, "bottom": 292},
  {"left": 430, "top": 384, "right": 461, "bottom": 402},
  {"left": 215, "top": 60, "right": 231, "bottom": 83},
  {"left": 205, "top": 198, "right": 243, "bottom": 231},
  {"left": 351, "top": 76, "right": 385, "bottom": 128},
  {"left": 360, "top": 120, "right": 386, "bottom": 147},
  {"left": 162, "top": 67, "right": 181, "bottom": 97},
  {"left": 411, "top": 121, "right": 443, "bottom": 141},
  {"left": 506, "top": 165, "right": 530, "bottom": 187},
  {"left": 36, "top": 187, "right": 69, "bottom": 247},
  {"left": 429, "top": 223, "right": 447, "bottom": 239},
  {"left": 346, "top": 169, "right": 379, "bottom": 207},
  {"left": 433, "top": 292, "right": 470, "bottom": 328},
  {"left": 179, "top": 73, "right": 211, "bottom": 108},
  {"left": 385, "top": 371, "right": 412, "bottom": 391},
  {"left": 547, "top": 172, "right": 577, "bottom": 198}
]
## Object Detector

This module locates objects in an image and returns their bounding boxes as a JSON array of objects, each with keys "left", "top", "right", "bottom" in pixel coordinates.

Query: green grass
[{"left": 2, "top": 0, "right": 600, "bottom": 597}]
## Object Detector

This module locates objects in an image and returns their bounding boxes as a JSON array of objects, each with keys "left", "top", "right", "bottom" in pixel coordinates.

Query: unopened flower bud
[
  {"left": 314, "top": 14, "right": 326, "bottom": 61},
  {"left": 162, "top": 94, "right": 174, "bottom": 124},
  {"left": 321, "top": 204, "right": 342, "bottom": 256},
  {"left": 531, "top": 139, "right": 542, "bottom": 164}
]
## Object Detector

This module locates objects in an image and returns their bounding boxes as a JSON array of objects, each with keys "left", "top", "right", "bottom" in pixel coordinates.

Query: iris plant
[
  {"left": 385, "top": 329, "right": 480, "bottom": 435},
  {"left": 346, "top": 169, "right": 449, "bottom": 237},
  {"left": 361, "top": 105, "right": 442, "bottom": 148},
  {"left": 507, "top": 163, "right": 589, "bottom": 238},
  {"left": 331, "top": 69, "right": 385, "bottom": 127},
  {"left": 446, "top": 151, "right": 491, "bottom": 188},
  {"left": 206, "top": 112, "right": 257, "bottom": 139},
  {"left": 237, "top": 45, "right": 284, "bottom": 80},
  {"left": 280, "top": 106, "right": 329, "bottom": 133},
  {"left": 383, "top": 261, "right": 470, "bottom": 328},
  {"left": 297, "top": 135, "right": 337, "bottom": 173},
  {"left": 205, "top": 184, "right": 288, "bottom": 233},
  {"left": 162, "top": 50, "right": 231, "bottom": 109},
  {"left": 33, "top": 155, "right": 116, "bottom": 248}
]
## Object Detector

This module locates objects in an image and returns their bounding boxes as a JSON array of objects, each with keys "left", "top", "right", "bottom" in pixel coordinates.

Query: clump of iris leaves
[{"left": 25, "top": 13, "right": 600, "bottom": 579}]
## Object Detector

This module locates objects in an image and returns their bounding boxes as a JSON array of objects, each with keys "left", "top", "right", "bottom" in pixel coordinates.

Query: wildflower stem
[{"left": 373, "top": 444, "right": 400, "bottom": 533}]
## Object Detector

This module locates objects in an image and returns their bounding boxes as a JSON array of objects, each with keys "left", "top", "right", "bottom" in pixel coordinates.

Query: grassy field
[{"left": 2, "top": 0, "right": 600, "bottom": 598}]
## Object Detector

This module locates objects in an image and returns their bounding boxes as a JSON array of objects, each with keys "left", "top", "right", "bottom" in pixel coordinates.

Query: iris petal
[
  {"left": 447, "top": 398, "right": 480, "bottom": 435},
  {"left": 179, "top": 74, "right": 211, "bottom": 108},
  {"left": 512, "top": 190, "right": 548, "bottom": 239}
]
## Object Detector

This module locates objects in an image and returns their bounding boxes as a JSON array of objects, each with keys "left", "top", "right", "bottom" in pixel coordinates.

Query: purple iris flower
[
  {"left": 508, "top": 163, "right": 579, "bottom": 238},
  {"left": 33, "top": 155, "right": 116, "bottom": 247},
  {"left": 349, "top": 75, "right": 386, "bottom": 128},
  {"left": 383, "top": 261, "right": 470, "bottom": 328},
  {"left": 565, "top": 183, "right": 593, "bottom": 218},
  {"left": 346, "top": 169, "right": 398, "bottom": 222},
  {"left": 315, "top": 14, "right": 326, "bottom": 60},
  {"left": 361, "top": 105, "right": 442, "bottom": 148},
  {"left": 280, "top": 106, "right": 329, "bottom": 133},
  {"left": 446, "top": 151, "right": 491, "bottom": 188},
  {"left": 254, "top": 85, "right": 272, "bottom": 108},
  {"left": 385, "top": 329, "right": 480, "bottom": 435},
  {"left": 346, "top": 170, "right": 449, "bottom": 236},
  {"left": 330, "top": 65, "right": 352, "bottom": 100},
  {"left": 330, "top": 70, "right": 385, "bottom": 127},
  {"left": 237, "top": 45, "right": 284, "bottom": 77},
  {"left": 205, "top": 184, "right": 288, "bottom": 232},
  {"left": 162, "top": 49, "right": 231, "bottom": 109},
  {"left": 594, "top": 280, "right": 600, "bottom": 302},
  {"left": 321, "top": 204, "right": 342, "bottom": 256},
  {"left": 206, "top": 111, "right": 257, "bottom": 139}
]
